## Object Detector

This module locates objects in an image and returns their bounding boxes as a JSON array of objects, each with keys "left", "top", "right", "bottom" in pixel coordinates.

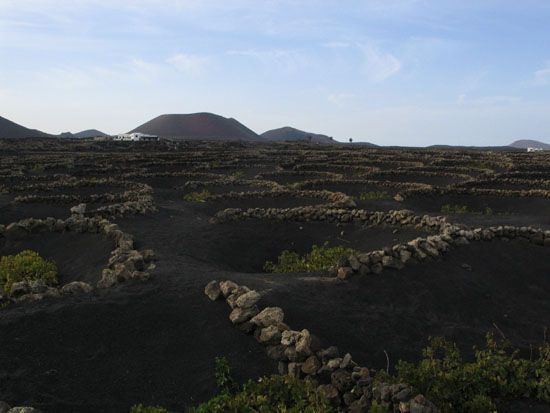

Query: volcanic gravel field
[{"left": 0, "top": 138, "right": 549, "bottom": 412}]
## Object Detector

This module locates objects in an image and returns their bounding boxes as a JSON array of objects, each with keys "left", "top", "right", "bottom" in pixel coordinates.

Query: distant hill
[
  {"left": 509, "top": 139, "right": 550, "bottom": 150},
  {"left": 0, "top": 115, "right": 52, "bottom": 138},
  {"left": 74, "top": 129, "right": 109, "bottom": 138},
  {"left": 129, "top": 113, "right": 261, "bottom": 141},
  {"left": 261, "top": 126, "right": 338, "bottom": 144}
]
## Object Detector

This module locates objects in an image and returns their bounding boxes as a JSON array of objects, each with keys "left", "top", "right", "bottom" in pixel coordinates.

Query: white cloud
[
  {"left": 359, "top": 43, "right": 401, "bottom": 82},
  {"left": 328, "top": 93, "right": 355, "bottom": 106},
  {"left": 166, "top": 53, "right": 207, "bottom": 75},
  {"left": 534, "top": 63, "right": 550, "bottom": 85}
]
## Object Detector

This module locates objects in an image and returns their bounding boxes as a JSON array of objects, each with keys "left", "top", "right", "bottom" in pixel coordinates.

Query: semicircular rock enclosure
[{"left": 0, "top": 138, "right": 549, "bottom": 413}]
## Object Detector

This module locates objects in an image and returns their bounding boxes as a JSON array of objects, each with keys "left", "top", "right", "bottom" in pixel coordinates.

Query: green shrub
[
  {"left": 359, "top": 191, "right": 389, "bottom": 201},
  {"left": 130, "top": 405, "right": 171, "bottom": 413},
  {"left": 230, "top": 171, "right": 245, "bottom": 180},
  {"left": 440, "top": 204, "right": 493, "bottom": 215},
  {"left": 189, "top": 374, "right": 334, "bottom": 413},
  {"left": 264, "top": 242, "right": 359, "bottom": 273},
  {"left": 390, "top": 334, "right": 550, "bottom": 412},
  {"left": 0, "top": 250, "right": 58, "bottom": 293},
  {"left": 214, "top": 356, "right": 234, "bottom": 393},
  {"left": 183, "top": 190, "right": 211, "bottom": 203}
]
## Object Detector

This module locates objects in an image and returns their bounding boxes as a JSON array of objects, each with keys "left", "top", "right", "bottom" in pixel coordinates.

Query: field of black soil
[{"left": 0, "top": 139, "right": 549, "bottom": 412}]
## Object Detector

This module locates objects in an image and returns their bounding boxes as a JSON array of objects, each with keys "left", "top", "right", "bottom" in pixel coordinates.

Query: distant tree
[
  {"left": 349, "top": 138, "right": 353, "bottom": 144},
  {"left": 308, "top": 135, "right": 312, "bottom": 143}
]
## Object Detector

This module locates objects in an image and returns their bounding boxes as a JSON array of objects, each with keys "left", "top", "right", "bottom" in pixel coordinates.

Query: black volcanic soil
[
  {"left": 1, "top": 141, "right": 549, "bottom": 413},
  {"left": 0, "top": 202, "right": 70, "bottom": 225},
  {"left": 403, "top": 193, "right": 550, "bottom": 229},
  {"left": 0, "top": 233, "right": 113, "bottom": 284}
]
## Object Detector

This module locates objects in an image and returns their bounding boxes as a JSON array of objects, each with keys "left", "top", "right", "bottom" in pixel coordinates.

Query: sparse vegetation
[
  {"left": 129, "top": 405, "right": 171, "bottom": 413},
  {"left": 183, "top": 190, "right": 211, "bottom": 203},
  {"left": 358, "top": 191, "right": 389, "bottom": 200},
  {"left": 441, "top": 204, "right": 493, "bottom": 215},
  {"left": 0, "top": 250, "right": 58, "bottom": 293},
  {"left": 229, "top": 171, "right": 245, "bottom": 180},
  {"left": 214, "top": 356, "right": 234, "bottom": 393},
  {"left": 189, "top": 374, "right": 334, "bottom": 413},
  {"left": 376, "top": 334, "right": 550, "bottom": 413},
  {"left": 264, "top": 242, "right": 359, "bottom": 273},
  {"left": 130, "top": 404, "right": 170, "bottom": 413}
]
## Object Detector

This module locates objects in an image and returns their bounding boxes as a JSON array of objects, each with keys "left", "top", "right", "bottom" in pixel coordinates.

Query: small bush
[
  {"left": 0, "top": 250, "right": 58, "bottom": 293},
  {"left": 264, "top": 242, "right": 359, "bottom": 273},
  {"left": 130, "top": 405, "right": 171, "bottom": 413},
  {"left": 214, "top": 356, "right": 234, "bottom": 393},
  {"left": 189, "top": 374, "right": 334, "bottom": 413},
  {"left": 229, "top": 171, "right": 245, "bottom": 180},
  {"left": 391, "top": 334, "right": 550, "bottom": 412},
  {"left": 359, "top": 191, "right": 389, "bottom": 201},
  {"left": 183, "top": 190, "right": 211, "bottom": 203},
  {"left": 440, "top": 204, "right": 493, "bottom": 215}
]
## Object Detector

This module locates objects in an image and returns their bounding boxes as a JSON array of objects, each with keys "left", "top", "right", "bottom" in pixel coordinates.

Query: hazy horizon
[{"left": 1, "top": 1, "right": 550, "bottom": 145}]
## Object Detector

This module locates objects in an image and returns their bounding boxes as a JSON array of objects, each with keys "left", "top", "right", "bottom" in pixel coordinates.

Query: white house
[
  {"left": 527, "top": 147, "right": 543, "bottom": 152},
  {"left": 114, "top": 132, "right": 159, "bottom": 142}
]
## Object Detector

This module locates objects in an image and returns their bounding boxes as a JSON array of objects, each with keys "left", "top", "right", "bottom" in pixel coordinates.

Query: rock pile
[
  {"left": 0, "top": 216, "right": 155, "bottom": 307},
  {"left": 0, "top": 402, "right": 41, "bottom": 412},
  {"left": 204, "top": 280, "right": 438, "bottom": 413},
  {"left": 212, "top": 206, "right": 448, "bottom": 231},
  {"left": 337, "top": 224, "right": 550, "bottom": 280}
]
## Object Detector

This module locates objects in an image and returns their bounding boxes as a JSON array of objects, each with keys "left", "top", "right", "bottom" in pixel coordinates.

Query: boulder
[
  {"left": 331, "top": 369, "right": 353, "bottom": 392},
  {"left": 9, "top": 282, "right": 30, "bottom": 298},
  {"left": 220, "top": 280, "right": 239, "bottom": 297},
  {"left": 229, "top": 306, "right": 259, "bottom": 324},
  {"left": 258, "top": 325, "right": 282, "bottom": 345},
  {"left": 250, "top": 307, "right": 284, "bottom": 327},
  {"left": 70, "top": 203, "right": 87, "bottom": 215},
  {"left": 235, "top": 290, "right": 261, "bottom": 308},
  {"left": 337, "top": 267, "right": 354, "bottom": 280},
  {"left": 204, "top": 280, "right": 221, "bottom": 301},
  {"left": 317, "top": 384, "right": 340, "bottom": 406},
  {"left": 295, "top": 329, "right": 312, "bottom": 356},
  {"left": 301, "top": 355, "right": 321, "bottom": 375},
  {"left": 61, "top": 281, "right": 94, "bottom": 295}
]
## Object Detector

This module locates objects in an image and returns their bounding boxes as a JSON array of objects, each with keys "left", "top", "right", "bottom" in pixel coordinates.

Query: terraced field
[{"left": 0, "top": 138, "right": 549, "bottom": 412}]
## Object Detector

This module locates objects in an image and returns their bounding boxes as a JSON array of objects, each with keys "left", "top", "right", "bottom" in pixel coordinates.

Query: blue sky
[{"left": 0, "top": 0, "right": 549, "bottom": 145}]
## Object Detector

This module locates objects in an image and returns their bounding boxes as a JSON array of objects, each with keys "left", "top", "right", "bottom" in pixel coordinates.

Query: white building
[
  {"left": 114, "top": 132, "right": 159, "bottom": 142},
  {"left": 527, "top": 147, "right": 543, "bottom": 152}
]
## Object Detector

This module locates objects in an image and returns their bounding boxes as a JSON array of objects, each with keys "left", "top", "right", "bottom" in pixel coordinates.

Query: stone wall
[
  {"left": 0, "top": 214, "right": 155, "bottom": 308},
  {"left": 204, "top": 280, "right": 438, "bottom": 413}
]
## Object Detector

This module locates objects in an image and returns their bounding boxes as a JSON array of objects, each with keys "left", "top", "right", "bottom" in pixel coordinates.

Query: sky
[{"left": 0, "top": 0, "right": 549, "bottom": 145}]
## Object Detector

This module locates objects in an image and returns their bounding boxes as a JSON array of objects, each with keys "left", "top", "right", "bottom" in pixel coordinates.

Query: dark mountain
[
  {"left": 509, "top": 139, "right": 550, "bottom": 150},
  {"left": 74, "top": 129, "right": 109, "bottom": 138},
  {"left": 129, "top": 113, "right": 261, "bottom": 141},
  {"left": 0, "top": 115, "right": 52, "bottom": 138},
  {"left": 261, "top": 126, "right": 335, "bottom": 144}
]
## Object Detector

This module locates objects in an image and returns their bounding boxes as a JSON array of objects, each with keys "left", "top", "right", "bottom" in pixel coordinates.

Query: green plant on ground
[
  {"left": 129, "top": 405, "right": 171, "bottom": 413},
  {"left": 189, "top": 374, "right": 334, "bottom": 413},
  {"left": 214, "top": 356, "right": 235, "bottom": 393},
  {"left": 384, "top": 334, "right": 550, "bottom": 413},
  {"left": 440, "top": 204, "right": 494, "bottom": 215},
  {"left": 0, "top": 250, "right": 58, "bottom": 293},
  {"left": 358, "top": 191, "right": 389, "bottom": 201},
  {"left": 29, "top": 164, "right": 45, "bottom": 173},
  {"left": 264, "top": 242, "right": 359, "bottom": 273},
  {"left": 183, "top": 190, "right": 211, "bottom": 203},
  {"left": 229, "top": 171, "right": 245, "bottom": 180}
]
